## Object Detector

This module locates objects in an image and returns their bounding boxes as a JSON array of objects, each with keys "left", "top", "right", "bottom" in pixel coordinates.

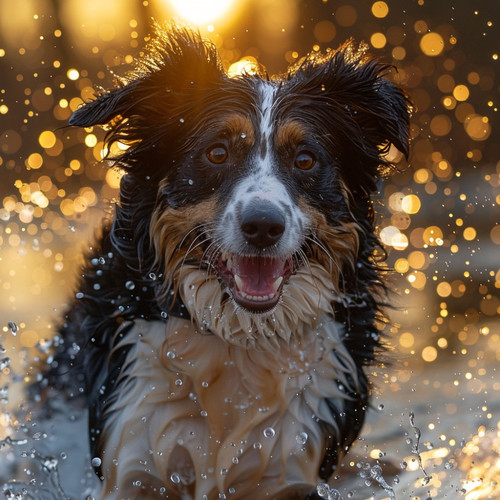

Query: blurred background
[{"left": 0, "top": 0, "right": 498, "bottom": 498}]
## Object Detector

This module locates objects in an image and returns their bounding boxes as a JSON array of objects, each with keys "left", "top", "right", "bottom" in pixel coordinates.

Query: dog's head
[{"left": 70, "top": 25, "right": 410, "bottom": 347}]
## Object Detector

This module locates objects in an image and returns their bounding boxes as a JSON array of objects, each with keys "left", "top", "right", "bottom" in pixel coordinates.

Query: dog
[{"left": 48, "top": 24, "right": 410, "bottom": 499}]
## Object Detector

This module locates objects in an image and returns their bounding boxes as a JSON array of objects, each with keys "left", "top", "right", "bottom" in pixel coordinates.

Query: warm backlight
[{"left": 166, "top": 0, "right": 237, "bottom": 24}]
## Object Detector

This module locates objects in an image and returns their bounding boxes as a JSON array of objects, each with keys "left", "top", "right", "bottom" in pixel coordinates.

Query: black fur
[{"left": 45, "top": 24, "right": 411, "bottom": 496}]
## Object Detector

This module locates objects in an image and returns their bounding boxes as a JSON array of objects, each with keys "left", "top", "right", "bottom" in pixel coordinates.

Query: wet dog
[{"left": 50, "top": 24, "right": 410, "bottom": 499}]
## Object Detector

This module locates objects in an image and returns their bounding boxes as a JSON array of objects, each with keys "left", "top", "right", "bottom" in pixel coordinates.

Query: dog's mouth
[{"left": 214, "top": 252, "right": 294, "bottom": 313}]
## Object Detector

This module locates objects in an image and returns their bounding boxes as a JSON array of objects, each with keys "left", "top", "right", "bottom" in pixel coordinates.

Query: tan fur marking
[
  {"left": 275, "top": 120, "right": 307, "bottom": 150},
  {"left": 150, "top": 197, "right": 218, "bottom": 301},
  {"left": 223, "top": 114, "right": 255, "bottom": 144},
  {"left": 300, "top": 198, "right": 360, "bottom": 282}
]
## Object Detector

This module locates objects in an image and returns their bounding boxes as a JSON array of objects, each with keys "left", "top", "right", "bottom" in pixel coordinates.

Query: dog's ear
[
  {"left": 288, "top": 41, "right": 411, "bottom": 178},
  {"left": 69, "top": 24, "right": 225, "bottom": 128},
  {"left": 69, "top": 84, "right": 140, "bottom": 127}
]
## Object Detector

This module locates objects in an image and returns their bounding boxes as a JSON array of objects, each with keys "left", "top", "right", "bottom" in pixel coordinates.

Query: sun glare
[{"left": 166, "top": 0, "right": 238, "bottom": 25}]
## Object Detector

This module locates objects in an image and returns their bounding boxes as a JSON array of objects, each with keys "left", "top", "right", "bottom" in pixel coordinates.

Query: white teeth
[
  {"left": 240, "top": 291, "right": 275, "bottom": 302},
  {"left": 234, "top": 274, "right": 243, "bottom": 290},
  {"left": 273, "top": 276, "right": 283, "bottom": 292}
]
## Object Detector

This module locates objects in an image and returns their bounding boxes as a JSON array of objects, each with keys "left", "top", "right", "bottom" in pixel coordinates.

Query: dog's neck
[{"left": 176, "top": 262, "right": 339, "bottom": 353}]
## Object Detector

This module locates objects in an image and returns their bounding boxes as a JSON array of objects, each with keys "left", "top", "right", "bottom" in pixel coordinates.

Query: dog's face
[{"left": 70, "top": 26, "right": 410, "bottom": 332}]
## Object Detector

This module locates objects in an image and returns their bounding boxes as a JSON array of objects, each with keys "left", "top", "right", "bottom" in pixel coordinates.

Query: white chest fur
[{"left": 99, "top": 313, "right": 357, "bottom": 499}]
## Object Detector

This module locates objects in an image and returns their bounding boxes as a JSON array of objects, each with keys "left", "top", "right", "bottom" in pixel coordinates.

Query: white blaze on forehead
[{"left": 257, "top": 81, "right": 277, "bottom": 174}]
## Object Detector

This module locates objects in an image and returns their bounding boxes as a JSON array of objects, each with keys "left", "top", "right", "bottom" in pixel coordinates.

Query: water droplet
[
  {"left": 263, "top": 427, "right": 275, "bottom": 438},
  {"left": 91, "top": 457, "right": 101, "bottom": 467},
  {"left": 296, "top": 431, "right": 308, "bottom": 445},
  {"left": 179, "top": 118, "right": 185, "bottom": 123},
  {"left": 201, "top": 381, "right": 208, "bottom": 387},
  {"left": 0, "top": 357, "right": 11, "bottom": 370},
  {"left": 378, "top": 404, "right": 384, "bottom": 410},
  {"left": 148, "top": 272, "right": 157, "bottom": 280},
  {"left": 170, "top": 472, "right": 181, "bottom": 484},
  {"left": 7, "top": 322, "right": 18, "bottom": 336},
  {"left": 188, "top": 179, "right": 194, "bottom": 185},
  {"left": 166, "top": 351, "right": 176, "bottom": 359},
  {"left": 240, "top": 132, "right": 247, "bottom": 139},
  {"left": 125, "top": 280, "right": 135, "bottom": 290}
]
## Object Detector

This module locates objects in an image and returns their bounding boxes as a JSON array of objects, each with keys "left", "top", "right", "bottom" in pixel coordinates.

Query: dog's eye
[
  {"left": 295, "top": 151, "right": 316, "bottom": 170},
  {"left": 206, "top": 145, "right": 228, "bottom": 164}
]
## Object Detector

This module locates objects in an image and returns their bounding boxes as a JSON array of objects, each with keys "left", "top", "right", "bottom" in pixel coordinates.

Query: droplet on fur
[
  {"left": 91, "top": 457, "right": 101, "bottom": 467},
  {"left": 263, "top": 427, "right": 275, "bottom": 438},
  {"left": 125, "top": 280, "right": 135, "bottom": 290},
  {"left": 296, "top": 432, "right": 308, "bottom": 445},
  {"left": 170, "top": 472, "right": 181, "bottom": 484},
  {"left": 166, "top": 351, "right": 176, "bottom": 359}
]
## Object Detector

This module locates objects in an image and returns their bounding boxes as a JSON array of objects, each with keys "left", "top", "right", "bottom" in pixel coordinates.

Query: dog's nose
[{"left": 241, "top": 202, "right": 285, "bottom": 248}]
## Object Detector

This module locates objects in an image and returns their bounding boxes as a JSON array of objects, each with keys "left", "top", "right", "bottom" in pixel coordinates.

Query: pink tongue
[{"left": 232, "top": 256, "right": 285, "bottom": 295}]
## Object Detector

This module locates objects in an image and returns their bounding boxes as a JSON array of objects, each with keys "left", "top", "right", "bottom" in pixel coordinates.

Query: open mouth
[{"left": 214, "top": 252, "right": 294, "bottom": 313}]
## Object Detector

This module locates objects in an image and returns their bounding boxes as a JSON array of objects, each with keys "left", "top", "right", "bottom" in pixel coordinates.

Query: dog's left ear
[{"left": 290, "top": 43, "right": 411, "bottom": 178}]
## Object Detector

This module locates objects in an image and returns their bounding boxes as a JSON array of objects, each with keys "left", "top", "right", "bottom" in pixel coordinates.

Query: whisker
[{"left": 305, "top": 234, "right": 345, "bottom": 291}]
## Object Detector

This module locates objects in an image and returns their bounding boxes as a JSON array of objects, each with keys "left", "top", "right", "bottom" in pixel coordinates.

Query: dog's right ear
[
  {"left": 69, "top": 84, "right": 141, "bottom": 127},
  {"left": 69, "top": 24, "right": 225, "bottom": 128}
]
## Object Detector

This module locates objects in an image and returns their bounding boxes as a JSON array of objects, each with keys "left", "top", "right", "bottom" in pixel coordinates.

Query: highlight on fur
[{"left": 45, "top": 22, "right": 411, "bottom": 499}]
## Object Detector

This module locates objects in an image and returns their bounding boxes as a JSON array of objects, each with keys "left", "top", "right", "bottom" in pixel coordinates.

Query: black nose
[{"left": 240, "top": 202, "right": 286, "bottom": 248}]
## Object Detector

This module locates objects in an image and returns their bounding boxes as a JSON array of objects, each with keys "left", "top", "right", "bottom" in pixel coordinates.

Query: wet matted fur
[{"left": 47, "top": 24, "right": 411, "bottom": 499}]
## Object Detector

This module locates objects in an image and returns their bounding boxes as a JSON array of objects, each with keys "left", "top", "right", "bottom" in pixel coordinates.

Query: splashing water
[
  {"left": 408, "top": 411, "right": 432, "bottom": 486},
  {"left": 316, "top": 483, "right": 342, "bottom": 499},
  {"left": 357, "top": 462, "right": 396, "bottom": 499}
]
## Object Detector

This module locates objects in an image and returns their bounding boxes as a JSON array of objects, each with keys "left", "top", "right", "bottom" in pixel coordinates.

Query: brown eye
[
  {"left": 206, "top": 145, "right": 228, "bottom": 164},
  {"left": 295, "top": 151, "right": 316, "bottom": 170}
]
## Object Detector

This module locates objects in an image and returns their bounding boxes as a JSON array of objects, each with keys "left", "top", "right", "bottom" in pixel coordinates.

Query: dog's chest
[{"left": 101, "top": 316, "right": 353, "bottom": 497}]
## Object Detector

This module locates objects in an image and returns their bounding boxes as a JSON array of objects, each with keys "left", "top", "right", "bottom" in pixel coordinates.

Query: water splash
[
  {"left": 357, "top": 462, "right": 396, "bottom": 499},
  {"left": 7, "top": 323, "right": 18, "bottom": 336},
  {"left": 316, "top": 483, "right": 342, "bottom": 499},
  {"left": 408, "top": 411, "right": 432, "bottom": 486}
]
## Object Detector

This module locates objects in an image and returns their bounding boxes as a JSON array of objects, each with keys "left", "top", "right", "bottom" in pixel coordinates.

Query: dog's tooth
[
  {"left": 234, "top": 275, "right": 243, "bottom": 291},
  {"left": 273, "top": 277, "right": 283, "bottom": 292}
]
